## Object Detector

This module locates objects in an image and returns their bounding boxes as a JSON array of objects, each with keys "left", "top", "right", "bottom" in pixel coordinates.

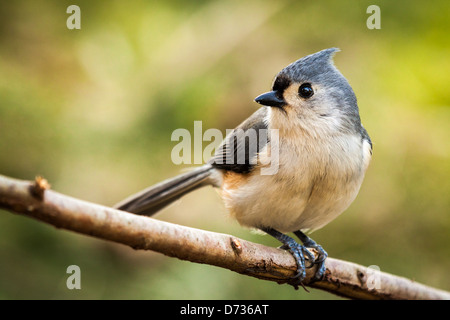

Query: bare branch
[{"left": 0, "top": 174, "right": 449, "bottom": 300}]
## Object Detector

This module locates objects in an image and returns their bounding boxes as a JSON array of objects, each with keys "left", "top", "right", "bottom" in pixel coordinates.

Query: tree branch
[{"left": 0, "top": 174, "right": 448, "bottom": 300}]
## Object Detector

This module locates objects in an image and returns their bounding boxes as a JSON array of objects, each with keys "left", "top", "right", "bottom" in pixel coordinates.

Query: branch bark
[{"left": 0, "top": 174, "right": 448, "bottom": 300}]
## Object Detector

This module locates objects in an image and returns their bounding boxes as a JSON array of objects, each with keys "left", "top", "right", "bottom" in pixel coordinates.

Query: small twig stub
[{"left": 29, "top": 176, "right": 51, "bottom": 200}]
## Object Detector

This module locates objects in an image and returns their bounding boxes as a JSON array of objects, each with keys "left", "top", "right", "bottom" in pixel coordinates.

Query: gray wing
[{"left": 209, "top": 107, "right": 269, "bottom": 173}]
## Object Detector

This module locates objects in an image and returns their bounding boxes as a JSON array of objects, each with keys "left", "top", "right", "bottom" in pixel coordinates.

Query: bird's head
[{"left": 255, "top": 48, "right": 361, "bottom": 135}]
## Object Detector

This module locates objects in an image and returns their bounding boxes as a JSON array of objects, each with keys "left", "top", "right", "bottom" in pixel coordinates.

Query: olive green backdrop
[{"left": 0, "top": 0, "right": 448, "bottom": 299}]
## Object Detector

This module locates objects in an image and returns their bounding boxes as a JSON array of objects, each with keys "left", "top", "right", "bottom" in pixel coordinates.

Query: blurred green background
[{"left": 0, "top": 0, "right": 449, "bottom": 299}]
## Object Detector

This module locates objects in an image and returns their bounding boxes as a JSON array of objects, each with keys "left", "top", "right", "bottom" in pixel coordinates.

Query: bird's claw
[
  {"left": 303, "top": 242, "right": 328, "bottom": 282},
  {"left": 262, "top": 228, "right": 327, "bottom": 288},
  {"left": 281, "top": 241, "right": 327, "bottom": 285},
  {"left": 280, "top": 242, "right": 314, "bottom": 284}
]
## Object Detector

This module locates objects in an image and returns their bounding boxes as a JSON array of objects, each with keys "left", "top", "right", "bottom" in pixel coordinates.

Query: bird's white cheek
[{"left": 282, "top": 85, "right": 302, "bottom": 106}]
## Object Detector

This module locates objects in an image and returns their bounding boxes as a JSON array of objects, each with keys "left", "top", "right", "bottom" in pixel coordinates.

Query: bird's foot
[
  {"left": 279, "top": 241, "right": 315, "bottom": 285},
  {"left": 261, "top": 228, "right": 328, "bottom": 289},
  {"left": 294, "top": 231, "right": 328, "bottom": 283}
]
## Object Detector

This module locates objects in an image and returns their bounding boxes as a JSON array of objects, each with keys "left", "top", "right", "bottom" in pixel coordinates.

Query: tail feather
[{"left": 114, "top": 164, "right": 214, "bottom": 216}]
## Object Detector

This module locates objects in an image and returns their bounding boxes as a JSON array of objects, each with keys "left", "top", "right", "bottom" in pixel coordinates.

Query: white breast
[{"left": 221, "top": 111, "right": 371, "bottom": 233}]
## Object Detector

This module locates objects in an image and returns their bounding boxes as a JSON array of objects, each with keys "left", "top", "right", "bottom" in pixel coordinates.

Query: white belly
[{"left": 221, "top": 135, "right": 371, "bottom": 233}]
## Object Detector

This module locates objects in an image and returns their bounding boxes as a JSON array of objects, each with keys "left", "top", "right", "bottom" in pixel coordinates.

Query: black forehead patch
[{"left": 272, "top": 75, "right": 291, "bottom": 92}]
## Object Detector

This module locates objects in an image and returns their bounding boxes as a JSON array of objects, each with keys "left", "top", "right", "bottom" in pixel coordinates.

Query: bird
[{"left": 114, "top": 48, "right": 372, "bottom": 285}]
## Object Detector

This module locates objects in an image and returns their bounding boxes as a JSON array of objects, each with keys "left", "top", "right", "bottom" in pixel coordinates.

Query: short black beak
[{"left": 254, "top": 91, "right": 285, "bottom": 108}]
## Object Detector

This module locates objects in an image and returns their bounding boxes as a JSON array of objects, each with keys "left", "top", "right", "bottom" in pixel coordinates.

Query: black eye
[{"left": 298, "top": 83, "right": 314, "bottom": 99}]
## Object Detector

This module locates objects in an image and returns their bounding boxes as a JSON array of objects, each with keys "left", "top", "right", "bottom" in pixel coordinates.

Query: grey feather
[
  {"left": 114, "top": 164, "right": 214, "bottom": 216},
  {"left": 209, "top": 107, "right": 269, "bottom": 173}
]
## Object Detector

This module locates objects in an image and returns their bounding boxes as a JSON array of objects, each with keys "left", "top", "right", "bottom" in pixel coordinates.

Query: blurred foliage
[{"left": 0, "top": 0, "right": 449, "bottom": 299}]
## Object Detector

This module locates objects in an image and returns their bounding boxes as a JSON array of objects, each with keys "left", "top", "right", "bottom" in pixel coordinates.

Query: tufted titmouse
[{"left": 115, "top": 48, "right": 372, "bottom": 285}]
